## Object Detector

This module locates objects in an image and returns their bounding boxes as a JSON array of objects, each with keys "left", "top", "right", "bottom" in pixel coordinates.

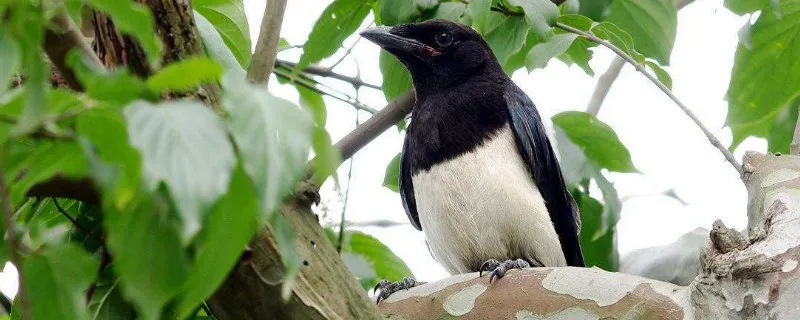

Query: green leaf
[
  {"left": 381, "top": 0, "right": 420, "bottom": 25},
  {"left": 383, "top": 152, "right": 401, "bottom": 192},
  {"left": 124, "top": 100, "right": 236, "bottom": 241},
  {"left": 10, "top": 3, "right": 47, "bottom": 137},
  {"left": 418, "top": 0, "right": 439, "bottom": 10},
  {"left": 193, "top": 0, "right": 252, "bottom": 68},
  {"left": 485, "top": 16, "right": 529, "bottom": 66},
  {"left": 466, "top": 0, "right": 491, "bottom": 33},
  {"left": 555, "top": 15, "right": 598, "bottom": 76},
  {"left": 87, "top": 279, "right": 137, "bottom": 320},
  {"left": 86, "top": 0, "right": 162, "bottom": 65},
  {"left": 606, "top": 0, "right": 677, "bottom": 65},
  {"left": 505, "top": 0, "right": 559, "bottom": 39},
  {"left": 590, "top": 22, "right": 638, "bottom": 61},
  {"left": 76, "top": 108, "right": 142, "bottom": 210},
  {"left": 176, "top": 166, "right": 259, "bottom": 319},
  {"left": 68, "top": 52, "right": 151, "bottom": 106},
  {"left": 221, "top": 73, "right": 313, "bottom": 216},
  {"left": 573, "top": 190, "right": 619, "bottom": 271},
  {"left": 296, "top": 86, "right": 340, "bottom": 184},
  {"left": 729, "top": 97, "right": 800, "bottom": 153},
  {"left": 23, "top": 244, "right": 97, "bottom": 320},
  {"left": 146, "top": 57, "right": 224, "bottom": 94},
  {"left": 298, "top": 0, "right": 371, "bottom": 69},
  {"left": 0, "top": 31, "right": 20, "bottom": 97},
  {"left": 579, "top": 0, "right": 613, "bottom": 20},
  {"left": 526, "top": 33, "right": 577, "bottom": 71},
  {"left": 2, "top": 140, "right": 88, "bottom": 206},
  {"left": 557, "top": 14, "right": 594, "bottom": 31},
  {"left": 431, "top": 2, "right": 467, "bottom": 21},
  {"left": 645, "top": 61, "right": 672, "bottom": 90},
  {"left": 726, "top": 0, "right": 800, "bottom": 128},
  {"left": 379, "top": 51, "right": 413, "bottom": 102},
  {"left": 104, "top": 194, "right": 189, "bottom": 320},
  {"left": 724, "top": 0, "right": 776, "bottom": 15},
  {"left": 552, "top": 111, "right": 638, "bottom": 173},
  {"left": 194, "top": 10, "right": 247, "bottom": 78},
  {"left": 339, "top": 230, "right": 414, "bottom": 290}
]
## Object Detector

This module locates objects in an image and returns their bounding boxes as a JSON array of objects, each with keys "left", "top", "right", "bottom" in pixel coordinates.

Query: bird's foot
[
  {"left": 479, "top": 258, "right": 530, "bottom": 283},
  {"left": 373, "top": 277, "right": 426, "bottom": 304}
]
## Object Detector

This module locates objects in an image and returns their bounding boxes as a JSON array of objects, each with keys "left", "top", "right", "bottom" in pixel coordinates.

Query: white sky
[{"left": 0, "top": 0, "right": 759, "bottom": 298}]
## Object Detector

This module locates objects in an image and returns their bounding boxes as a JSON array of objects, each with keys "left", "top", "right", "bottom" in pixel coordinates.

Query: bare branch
[
  {"left": 334, "top": 91, "right": 415, "bottom": 162},
  {"left": 557, "top": 22, "right": 744, "bottom": 177},
  {"left": 43, "top": 14, "right": 105, "bottom": 91},
  {"left": 247, "top": 0, "right": 288, "bottom": 85},
  {"left": 585, "top": 0, "right": 698, "bottom": 115},
  {"left": 276, "top": 60, "right": 382, "bottom": 90}
]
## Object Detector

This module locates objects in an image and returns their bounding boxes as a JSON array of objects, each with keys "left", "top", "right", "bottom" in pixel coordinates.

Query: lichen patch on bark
[
  {"left": 443, "top": 284, "right": 487, "bottom": 316},
  {"left": 384, "top": 273, "right": 478, "bottom": 303},
  {"left": 515, "top": 308, "right": 599, "bottom": 319},
  {"left": 760, "top": 168, "right": 800, "bottom": 188}
]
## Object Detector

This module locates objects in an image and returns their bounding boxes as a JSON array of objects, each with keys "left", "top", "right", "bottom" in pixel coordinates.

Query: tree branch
[
  {"left": 557, "top": 22, "right": 744, "bottom": 177},
  {"left": 791, "top": 105, "right": 800, "bottom": 155},
  {"left": 334, "top": 91, "right": 415, "bottom": 162},
  {"left": 247, "top": 0, "right": 288, "bottom": 85},
  {"left": 43, "top": 14, "right": 105, "bottom": 91},
  {"left": 276, "top": 60, "right": 381, "bottom": 90},
  {"left": 585, "top": 0, "right": 698, "bottom": 116},
  {"left": 0, "top": 165, "right": 29, "bottom": 320}
]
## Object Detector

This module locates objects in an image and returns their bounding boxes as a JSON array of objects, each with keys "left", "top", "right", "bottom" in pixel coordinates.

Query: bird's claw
[
  {"left": 373, "top": 277, "right": 425, "bottom": 304},
  {"left": 479, "top": 258, "right": 530, "bottom": 283}
]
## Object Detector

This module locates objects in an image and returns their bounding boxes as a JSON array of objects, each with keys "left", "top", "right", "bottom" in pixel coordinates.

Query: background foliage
[{"left": 0, "top": 0, "right": 796, "bottom": 319}]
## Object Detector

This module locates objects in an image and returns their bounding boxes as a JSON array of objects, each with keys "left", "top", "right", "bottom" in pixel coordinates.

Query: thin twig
[
  {"left": 273, "top": 68, "right": 378, "bottom": 114},
  {"left": 0, "top": 162, "right": 30, "bottom": 320},
  {"left": 276, "top": 60, "right": 381, "bottom": 90},
  {"left": 247, "top": 0, "right": 288, "bottom": 85},
  {"left": 84, "top": 244, "right": 111, "bottom": 302},
  {"left": 791, "top": 105, "right": 800, "bottom": 155},
  {"left": 557, "top": 22, "right": 744, "bottom": 177},
  {"left": 52, "top": 198, "right": 101, "bottom": 242},
  {"left": 329, "top": 35, "right": 365, "bottom": 71},
  {"left": 584, "top": 0, "right": 698, "bottom": 115},
  {"left": 337, "top": 114, "right": 360, "bottom": 253}
]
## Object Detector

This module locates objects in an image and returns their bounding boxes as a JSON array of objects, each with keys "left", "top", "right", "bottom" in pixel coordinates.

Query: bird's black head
[{"left": 361, "top": 19, "right": 502, "bottom": 95}]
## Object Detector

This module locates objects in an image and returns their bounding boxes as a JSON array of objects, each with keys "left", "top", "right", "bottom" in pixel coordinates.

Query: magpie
[{"left": 361, "top": 19, "right": 585, "bottom": 302}]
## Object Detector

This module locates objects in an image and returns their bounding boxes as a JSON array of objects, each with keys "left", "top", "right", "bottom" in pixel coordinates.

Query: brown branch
[
  {"left": 334, "top": 91, "right": 415, "bottom": 162},
  {"left": 276, "top": 60, "right": 382, "bottom": 90},
  {"left": 557, "top": 22, "right": 744, "bottom": 177},
  {"left": 43, "top": 14, "right": 105, "bottom": 91},
  {"left": 247, "top": 0, "right": 288, "bottom": 85}
]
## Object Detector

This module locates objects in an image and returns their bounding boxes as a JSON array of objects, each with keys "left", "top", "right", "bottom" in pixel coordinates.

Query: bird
[{"left": 361, "top": 19, "right": 585, "bottom": 303}]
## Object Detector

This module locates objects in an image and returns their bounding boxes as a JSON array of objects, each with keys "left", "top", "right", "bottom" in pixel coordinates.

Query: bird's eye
[{"left": 435, "top": 32, "right": 454, "bottom": 47}]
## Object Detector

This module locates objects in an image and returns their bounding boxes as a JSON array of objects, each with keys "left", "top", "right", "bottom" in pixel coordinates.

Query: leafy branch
[{"left": 556, "top": 22, "right": 744, "bottom": 177}]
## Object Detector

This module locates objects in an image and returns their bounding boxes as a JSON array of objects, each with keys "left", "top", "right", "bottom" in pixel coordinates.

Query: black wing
[
  {"left": 399, "top": 126, "right": 422, "bottom": 230},
  {"left": 504, "top": 85, "right": 585, "bottom": 267}
]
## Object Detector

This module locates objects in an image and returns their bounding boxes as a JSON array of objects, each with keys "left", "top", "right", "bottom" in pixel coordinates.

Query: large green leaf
[
  {"left": 505, "top": 0, "right": 559, "bottom": 39},
  {"left": 193, "top": 0, "right": 252, "bottom": 68},
  {"left": 68, "top": 53, "right": 151, "bottom": 107},
  {"left": 297, "top": 0, "right": 372, "bottom": 69},
  {"left": 383, "top": 152, "right": 401, "bottom": 192},
  {"left": 23, "top": 244, "right": 97, "bottom": 320},
  {"left": 338, "top": 230, "right": 414, "bottom": 290},
  {"left": 0, "top": 31, "right": 20, "bottom": 97},
  {"left": 430, "top": 2, "right": 466, "bottom": 21},
  {"left": 176, "top": 166, "right": 259, "bottom": 318},
  {"left": 555, "top": 15, "right": 598, "bottom": 76},
  {"left": 485, "top": 16, "right": 529, "bottom": 66},
  {"left": 104, "top": 194, "right": 189, "bottom": 320},
  {"left": 145, "top": 57, "right": 223, "bottom": 94},
  {"left": 466, "top": 0, "right": 492, "bottom": 33},
  {"left": 86, "top": 0, "right": 161, "bottom": 65},
  {"left": 726, "top": 1, "right": 800, "bottom": 128},
  {"left": 381, "top": 0, "right": 420, "bottom": 25},
  {"left": 9, "top": 3, "right": 46, "bottom": 136},
  {"left": 724, "top": 0, "right": 775, "bottom": 15},
  {"left": 730, "top": 97, "right": 800, "bottom": 153},
  {"left": 124, "top": 100, "right": 236, "bottom": 241},
  {"left": 526, "top": 33, "right": 577, "bottom": 71},
  {"left": 553, "top": 111, "right": 638, "bottom": 173},
  {"left": 2, "top": 140, "right": 88, "bottom": 206},
  {"left": 379, "top": 51, "right": 413, "bottom": 102},
  {"left": 296, "top": 86, "right": 340, "bottom": 184},
  {"left": 579, "top": 0, "right": 613, "bottom": 20},
  {"left": 194, "top": 11, "right": 247, "bottom": 77},
  {"left": 220, "top": 73, "right": 313, "bottom": 216},
  {"left": 606, "top": 0, "right": 677, "bottom": 65}
]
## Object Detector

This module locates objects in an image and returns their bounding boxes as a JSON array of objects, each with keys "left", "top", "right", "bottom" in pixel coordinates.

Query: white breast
[{"left": 411, "top": 125, "right": 566, "bottom": 275}]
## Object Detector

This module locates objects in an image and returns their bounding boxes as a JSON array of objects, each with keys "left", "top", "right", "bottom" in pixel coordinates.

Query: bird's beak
[{"left": 360, "top": 26, "right": 440, "bottom": 60}]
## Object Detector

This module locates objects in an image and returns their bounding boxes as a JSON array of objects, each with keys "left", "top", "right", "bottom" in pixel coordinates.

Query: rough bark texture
[{"left": 377, "top": 152, "right": 800, "bottom": 319}]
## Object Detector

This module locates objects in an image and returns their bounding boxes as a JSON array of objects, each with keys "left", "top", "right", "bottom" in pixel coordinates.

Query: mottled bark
[{"left": 377, "top": 152, "right": 800, "bottom": 319}]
